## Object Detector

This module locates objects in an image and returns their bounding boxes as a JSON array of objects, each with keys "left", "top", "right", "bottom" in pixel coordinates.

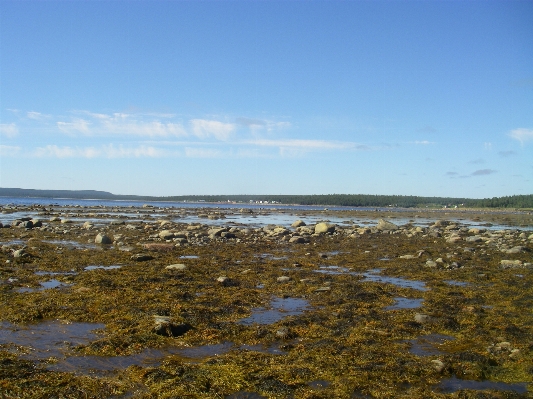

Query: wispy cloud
[
  {"left": 498, "top": 150, "right": 517, "bottom": 157},
  {"left": 471, "top": 169, "right": 497, "bottom": 176},
  {"left": 508, "top": 128, "right": 533, "bottom": 144},
  {"left": 190, "top": 119, "right": 235, "bottom": 140},
  {"left": 0, "top": 123, "right": 19, "bottom": 138},
  {"left": 27, "top": 111, "right": 51, "bottom": 120},
  {"left": 0, "top": 145, "right": 21, "bottom": 156},
  {"left": 57, "top": 119, "right": 91, "bottom": 135},
  {"left": 33, "top": 144, "right": 166, "bottom": 158},
  {"left": 413, "top": 140, "right": 433, "bottom": 145},
  {"left": 446, "top": 171, "right": 458, "bottom": 176},
  {"left": 248, "top": 138, "right": 362, "bottom": 151}
]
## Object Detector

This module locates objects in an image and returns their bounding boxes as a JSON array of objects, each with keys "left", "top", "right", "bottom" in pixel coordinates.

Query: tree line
[{"left": 1, "top": 188, "right": 532, "bottom": 209}]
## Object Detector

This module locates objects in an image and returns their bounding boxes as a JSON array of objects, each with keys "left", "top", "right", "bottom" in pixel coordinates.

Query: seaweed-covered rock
[
  {"left": 95, "top": 233, "right": 112, "bottom": 244},
  {"left": 153, "top": 316, "right": 192, "bottom": 337},
  {"left": 376, "top": 219, "right": 398, "bottom": 231}
]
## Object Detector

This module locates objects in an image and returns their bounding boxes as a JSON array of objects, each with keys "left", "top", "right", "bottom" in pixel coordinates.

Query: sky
[{"left": 0, "top": 1, "right": 532, "bottom": 198}]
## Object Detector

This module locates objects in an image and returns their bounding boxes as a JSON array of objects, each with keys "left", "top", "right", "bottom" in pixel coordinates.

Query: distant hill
[{"left": 1, "top": 187, "right": 532, "bottom": 209}]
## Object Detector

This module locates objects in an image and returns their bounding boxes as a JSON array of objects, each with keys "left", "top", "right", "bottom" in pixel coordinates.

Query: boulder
[
  {"left": 289, "top": 236, "right": 306, "bottom": 244},
  {"left": 159, "top": 230, "right": 175, "bottom": 240},
  {"left": 315, "top": 222, "right": 335, "bottom": 234},
  {"left": 376, "top": 219, "right": 398, "bottom": 231},
  {"left": 291, "top": 220, "right": 306, "bottom": 228},
  {"left": 95, "top": 233, "right": 113, "bottom": 244}
]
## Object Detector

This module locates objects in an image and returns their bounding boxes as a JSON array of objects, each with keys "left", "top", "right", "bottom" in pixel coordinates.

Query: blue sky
[{"left": 1, "top": 1, "right": 531, "bottom": 198}]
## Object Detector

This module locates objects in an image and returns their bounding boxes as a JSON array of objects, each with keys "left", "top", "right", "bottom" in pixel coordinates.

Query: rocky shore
[{"left": 1, "top": 203, "right": 532, "bottom": 398}]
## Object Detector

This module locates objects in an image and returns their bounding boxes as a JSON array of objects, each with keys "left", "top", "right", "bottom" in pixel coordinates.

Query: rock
[
  {"left": 83, "top": 221, "right": 94, "bottom": 229},
  {"left": 166, "top": 264, "right": 187, "bottom": 271},
  {"left": 505, "top": 246, "right": 527, "bottom": 254},
  {"left": 208, "top": 227, "right": 228, "bottom": 237},
  {"left": 13, "top": 249, "right": 27, "bottom": 258},
  {"left": 314, "top": 286, "right": 331, "bottom": 292},
  {"left": 49, "top": 217, "right": 61, "bottom": 222},
  {"left": 95, "top": 233, "right": 113, "bottom": 244},
  {"left": 289, "top": 236, "right": 306, "bottom": 244},
  {"left": 143, "top": 243, "right": 175, "bottom": 251},
  {"left": 500, "top": 259, "right": 523, "bottom": 268},
  {"left": 159, "top": 230, "right": 175, "bottom": 240},
  {"left": 275, "top": 326, "right": 294, "bottom": 339},
  {"left": 315, "top": 222, "right": 335, "bottom": 234},
  {"left": 376, "top": 219, "right": 398, "bottom": 231},
  {"left": 425, "top": 260, "right": 437, "bottom": 268},
  {"left": 216, "top": 276, "right": 236, "bottom": 286},
  {"left": 414, "top": 313, "right": 433, "bottom": 324},
  {"left": 291, "top": 220, "right": 306, "bottom": 228},
  {"left": 61, "top": 219, "right": 73, "bottom": 224},
  {"left": 431, "top": 359, "right": 446, "bottom": 373},
  {"left": 399, "top": 254, "right": 415, "bottom": 259},
  {"left": 153, "top": 315, "right": 192, "bottom": 337},
  {"left": 131, "top": 254, "right": 154, "bottom": 262},
  {"left": 31, "top": 219, "right": 42, "bottom": 228},
  {"left": 509, "top": 349, "right": 521, "bottom": 360},
  {"left": 446, "top": 235, "right": 462, "bottom": 243},
  {"left": 277, "top": 276, "right": 291, "bottom": 283},
  {"left": 465, "top": 235, "right": 482, "bottom": 242}
]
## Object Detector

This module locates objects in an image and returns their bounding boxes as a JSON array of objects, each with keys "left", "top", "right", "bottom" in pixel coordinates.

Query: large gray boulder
[
  {"left": 376, "top": 219, "right": 399, "bottom": 231},
  {"left": 315, "top": 222, "right": 335, "bottom": 234}
]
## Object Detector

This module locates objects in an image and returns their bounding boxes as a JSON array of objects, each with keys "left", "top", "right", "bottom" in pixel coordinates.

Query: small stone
[
  {"left": 414, "top": 313, "right": 433, "bottom": 324},
  {"left": 277, "top": 276, "right": 291, "bottom": 283},
  {"left": 166, "top": 264, "right": 187, "bottom": 271},
  {"left": 95, "top": 233, "right": 113, "bottom": 244},
  {"left": 426, "top": 260, "right": 437, "bottom": 267},
  {"left": 314, "top": 286, "right": 331, "bottom": 292},
  {"left": 465, "top": 235, "right": 482, "bottom": 242},
  {"left": 289, "top": 236, "right": 306, "bottom": 243},
  {"left": 13, "top": 249, "right": 27, "bottom": 258},
  {"left": 131, "top": 254, "right": 153, "bottom": 261},
  {"left": 399, "top": 254, "right": 415, "bottom": 259},
  {"left": 431, "top": 359, "right": 446, "bottom": 373},
  {"left": 291, "top": 220, "right": 306, "bottom": 228},
  {"left": 509, "top": 349, "right": 521, "bottom": 360},
  {"left": 500, "top": 259, "right": 523, "bottom": 268},
  {"left": 159, "top": 230, "right": 175, "bottom": 240}
]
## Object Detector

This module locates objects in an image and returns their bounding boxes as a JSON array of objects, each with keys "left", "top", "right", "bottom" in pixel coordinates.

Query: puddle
[
  {"left": 445, "top": 280, "right": 469, "bottom": 287},
  {"left": 0, "top": 320, "right": 105, "bottom": 359},
  {"left": 35, "top": 270, "right": 77, "bottom": 276},
  {"left": 314, "top": 266, "right": 351, "bottom": 275},
  {"left": 385, "top": 297, "right": 423, "bottom": 310},
  {"left": 49, "top": 341, "right": 288, "bottom": 375},
  {"left": 84, "top": 265, "right": 122, "bottom": 271},
  {"left": 238, "top": 296, "right": 312, "bottom": 325},
  {"left": 43, "top": 240, "right": 97, "bottom": 249},
  {"left": 361, "top": 269, "right": 428, "bottom": 291},
  {"left": 408, "top": 334, "right": 455, "bottom": 356},
  {"left": 255, "top": 253, "right": 289, "bottom": 261},
  {"left": 179, "top": 255, "right": 199, "bottom": 259},
  {"left": 17, "top": 279, "right": 72, "bottom": 293},
  {"left": 435, "top": 375, "right": 528, "bottom": 394}
]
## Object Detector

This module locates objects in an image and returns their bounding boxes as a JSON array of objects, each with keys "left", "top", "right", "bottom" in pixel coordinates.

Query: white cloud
[
  {"left": 0, "top": 145, "right": 21, "bottom": 156},
  {"left": 190, "top": 119, "right": 235, "bottom": 140},
  {"left": 0, "top": 123, "right": 19, "bottom": 138},
  {"left": 57, "top": 119, "right": 91, "bottom": 135},
  {"left": 248, "top": 138, "right": 358, "bottom": 150},
  {"left": 33, "top": 144, "right": 166, "bottom": 158},
  {"left": 509, "top": 128, "right": 533, "bottom": 144},
  {"left": 27, "top": 111, "right": 51, "bottom": 120},
  {"left": 414, "top": 140, "right": 433, "bottom": 145}
]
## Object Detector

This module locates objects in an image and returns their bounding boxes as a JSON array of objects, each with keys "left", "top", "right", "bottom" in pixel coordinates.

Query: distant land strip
[{"left": 0, "top": 188, "right": 532, "bottom": 209}]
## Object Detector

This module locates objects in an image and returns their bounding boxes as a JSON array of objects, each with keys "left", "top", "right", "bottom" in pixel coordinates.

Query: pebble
[
  {"left": 166, "top": 264, "right": 187, "bottom": 271},
  {"left": 277, "top": 276, "right": 291, "bottom": 283}
]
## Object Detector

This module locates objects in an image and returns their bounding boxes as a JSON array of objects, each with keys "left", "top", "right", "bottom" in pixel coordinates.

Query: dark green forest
[{"left": 1, "top": 188, "right": 532, "bottom": 209}]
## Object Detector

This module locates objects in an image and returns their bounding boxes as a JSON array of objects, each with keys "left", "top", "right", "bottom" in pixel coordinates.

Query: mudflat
[{"left": 1, "top": 204, "right": 532, "bottom": 398}]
